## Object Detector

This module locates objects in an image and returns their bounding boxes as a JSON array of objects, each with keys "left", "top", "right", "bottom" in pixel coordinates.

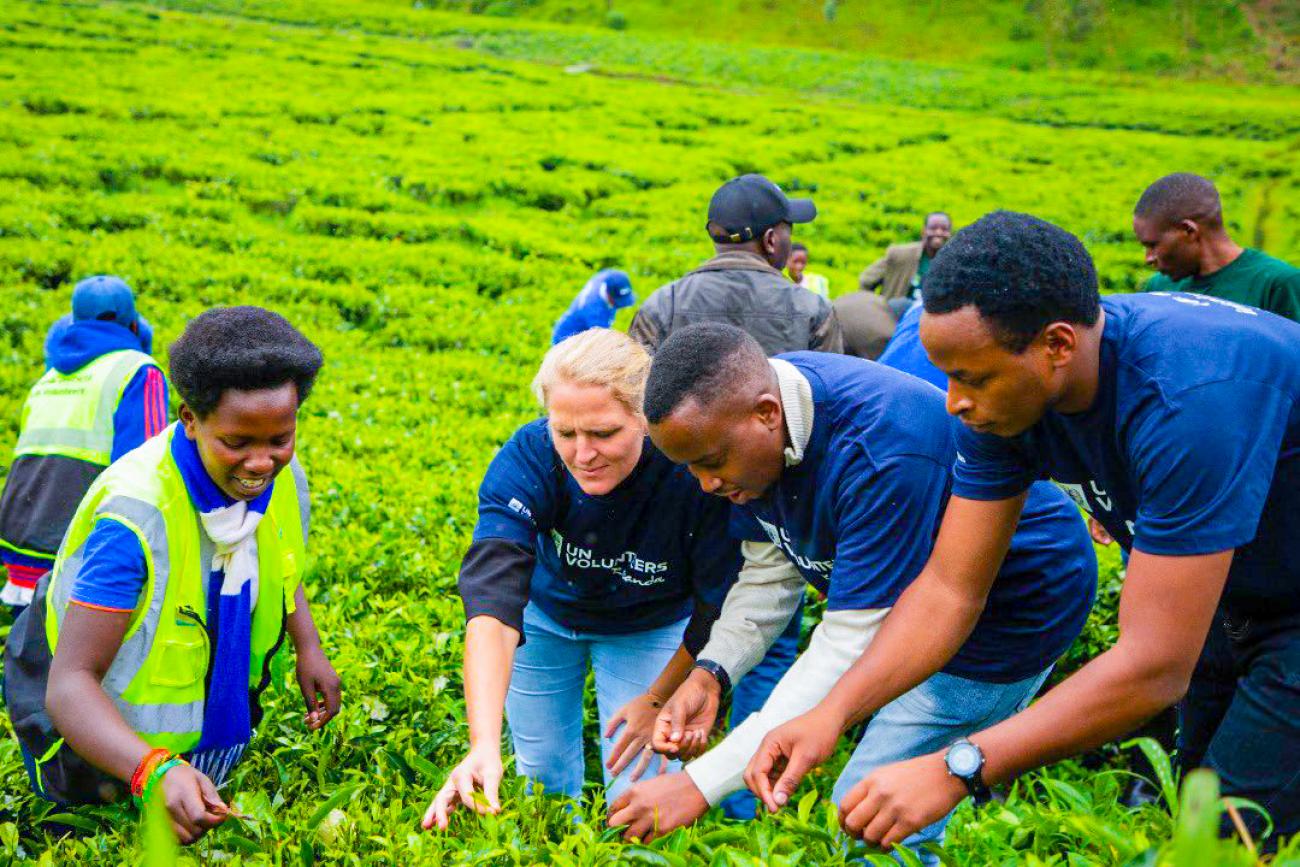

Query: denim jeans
[
  {"left": 505, "top": 603, "right": 685, "bottom": 804},
  {"left": 832, "top": 666, "right": 1052, "bottom": 866},
  {"left": 720, "top": 595, "right": 804, "bottom": 820},
  {"left": 1179, "top": 612, "right": 1300, "bottom": 850}
]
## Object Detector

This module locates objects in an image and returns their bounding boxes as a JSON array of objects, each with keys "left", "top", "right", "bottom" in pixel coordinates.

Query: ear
[
  {"left": 178, "top": 403, "right": 199, "bottom": 440},
  {"left": 1041, "top": 322, "right": 1079, "bottom": 369},
  {"left": 1177, "top": 219, "right": 1201, "bottom": 240},
  {"left": 753, "top": 392, "right": 784, "bottom": 433},
  {"left": 761, "top": 227, "right": 780, "bottom": 256}
]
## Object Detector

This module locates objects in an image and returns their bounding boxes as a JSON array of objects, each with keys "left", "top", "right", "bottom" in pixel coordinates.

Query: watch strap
[{"left": 693, "top": 658, "right": 732, "bottom": 696}]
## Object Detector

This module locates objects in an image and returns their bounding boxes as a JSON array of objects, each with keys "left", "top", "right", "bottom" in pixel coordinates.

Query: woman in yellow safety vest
[{"left": 4, "top": 306, "right": 341, "bottom": 845}]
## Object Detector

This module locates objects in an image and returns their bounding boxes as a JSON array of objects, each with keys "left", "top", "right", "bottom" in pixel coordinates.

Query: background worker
[
  {"left": 859, "top": 212, "right": 953, "bottom": 318},
  {"left": 423, "top": 329, "right": 740, "bottom": 831},
  {"left": 785, "top": 243, "right": 829, "bottom": 298},
  {"left": 1135, "top": 172, "right": 1300, "bottom": 321},
  {"left": 551, "top": 269, "right": 636, "bottom": 344},
  {"left": 629, "top": 174, "right": 841, "bottom": 355},
  {"left": 0, "top": 276, "right": 168, "bottom": 613},
  {"left": 4, "top": 306, "right": 341, "bottom": 844}
]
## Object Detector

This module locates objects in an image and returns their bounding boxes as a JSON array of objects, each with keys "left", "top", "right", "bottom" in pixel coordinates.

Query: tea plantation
[{"left": 1, "top": 0, "right": 1298, "bottom": 863}]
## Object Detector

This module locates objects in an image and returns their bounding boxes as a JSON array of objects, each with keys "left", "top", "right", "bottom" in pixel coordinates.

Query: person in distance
[
  {"left": 0, "top": 276, "right": 168, "bottom": 615},
  {"left": 859, "top": 211, "right": 953, "bottom": 317},
  {"left": 1135, "top": 172, "right": 1300, "bottom": 321},
  {"left": 4, "top": 307, "right": 342, "bottom": 844},
  {"left": 628, "top": 173, "right": 842, "bottom": 355},
  {"left": 551, "top": 268, "right": 636, "bottom": 345},
  {"left": 423, "top": 328, "right": 740, "bottom": 830}
]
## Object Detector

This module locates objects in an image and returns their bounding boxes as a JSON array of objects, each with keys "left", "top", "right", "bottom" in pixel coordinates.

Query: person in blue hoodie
[
  {"left": 0, "top": 276, "right": 168, "bottom": 612},
  {"left": 551, "top": 269, "right": 636, "bottom": 345}
]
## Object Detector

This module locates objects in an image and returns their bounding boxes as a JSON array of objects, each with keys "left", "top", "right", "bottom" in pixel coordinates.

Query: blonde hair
[{"left": 531, "top": 328, "right": 651, "bottom": 415}]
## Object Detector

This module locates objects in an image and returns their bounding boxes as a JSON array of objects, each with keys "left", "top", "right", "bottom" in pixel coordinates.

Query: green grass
[
  {"left": 374, "top": 0, "right": 1292, "bottom": 82},
  {"left": 0, "top": 0, "right": 1298, "bottom": 862}
]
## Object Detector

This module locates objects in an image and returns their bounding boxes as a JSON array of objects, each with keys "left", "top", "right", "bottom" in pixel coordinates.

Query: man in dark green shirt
[{"left": 1134, "top": 172, "right": 1300, "bottom": 321}]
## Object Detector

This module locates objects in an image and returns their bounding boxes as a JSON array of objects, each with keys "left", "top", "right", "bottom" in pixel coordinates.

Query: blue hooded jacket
[{"left": 41, "top": 319, "right": 170, "bottom": 461}]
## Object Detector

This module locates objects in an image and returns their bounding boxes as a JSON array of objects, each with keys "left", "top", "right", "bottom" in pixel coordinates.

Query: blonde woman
[{"left": 423, "top": 329, "right": 740, "bottom": 829}]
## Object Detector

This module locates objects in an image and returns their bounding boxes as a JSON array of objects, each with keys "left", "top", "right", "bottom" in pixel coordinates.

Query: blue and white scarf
[{"left": 170, "top": 425, "right": 274, "bottom": 786}]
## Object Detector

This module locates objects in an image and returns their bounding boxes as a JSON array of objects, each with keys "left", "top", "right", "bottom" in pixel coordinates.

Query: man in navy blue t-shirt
[
  {"left": 606, "top": 323, "right": 1094, "bottom": 860},
  {"left": 765, "top": 211, "right": 1300, "bottom": 851}
]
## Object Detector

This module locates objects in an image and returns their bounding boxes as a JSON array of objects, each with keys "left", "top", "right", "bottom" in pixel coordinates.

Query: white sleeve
[
  {"left": 685, "top": 606, "right": 890, "bottom": 805},
  {"left": 695, "top": 541, "right": 806, "bottom": 683}
]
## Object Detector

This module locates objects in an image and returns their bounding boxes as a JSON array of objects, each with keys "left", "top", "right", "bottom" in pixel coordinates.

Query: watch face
[{"left": 947, "top": 743, "right": 982, "bottom": 777}]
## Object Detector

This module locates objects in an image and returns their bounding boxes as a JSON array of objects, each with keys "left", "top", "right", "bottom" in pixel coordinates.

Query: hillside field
[{"left": 1, "top": 0, "right": 1298, "bottom": 863}]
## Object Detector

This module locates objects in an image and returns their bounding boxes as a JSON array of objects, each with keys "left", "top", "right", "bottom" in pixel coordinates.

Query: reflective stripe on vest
[
  {"left": 44, "top": 426, "right": 307, "bottom": 752},
  {"left": 15, "top": 350, "right": 154, "bottom": 466}
]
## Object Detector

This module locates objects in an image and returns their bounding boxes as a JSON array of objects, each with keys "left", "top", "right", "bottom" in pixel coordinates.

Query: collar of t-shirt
[
  {"left": 1191, "top": 248, "right": 1253, "bottom": 289},
  {"left": 769, "top": 358, "right": 814, "bottom": 467}
]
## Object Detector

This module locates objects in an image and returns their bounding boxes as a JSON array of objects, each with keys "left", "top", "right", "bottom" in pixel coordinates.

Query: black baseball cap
[{"left": 706, "top": 174, "right": 817, "bottom": 243}]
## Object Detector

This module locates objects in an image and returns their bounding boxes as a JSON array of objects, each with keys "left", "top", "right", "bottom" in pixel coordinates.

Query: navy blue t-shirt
[
  {"left": 952, "top": 292, "right": 1300, "bottom": 619},
  {"left": 472, "top": 419, "right": 741, "bottom": 633},
  {"left": 877, "top": 304, "right": 946, "bottom": 390},
  {"left": 731, "top": 352, "right": 1096, "bottom": 683}
]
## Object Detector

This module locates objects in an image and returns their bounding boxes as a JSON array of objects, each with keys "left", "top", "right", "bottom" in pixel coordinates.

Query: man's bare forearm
[
  {"left": 973, "top": 639, "right": 1188, "bottom": 785},
  {"left": 820, "top": 571, "right": 985, "bottom": 729}
]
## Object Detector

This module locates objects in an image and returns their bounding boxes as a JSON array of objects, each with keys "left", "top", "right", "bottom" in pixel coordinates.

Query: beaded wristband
[
  {"left": 130, "top": 748, "right": 173, "bottom": 800},
  {"left": 139, "top": 757, "right": 188, "bottom": 808}
]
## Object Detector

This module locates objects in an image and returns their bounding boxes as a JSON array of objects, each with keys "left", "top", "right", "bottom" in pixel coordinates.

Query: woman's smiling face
[
  {"left": 546, "top": 379, "right": 646, "bottom": 496},
  {"left": 181, "top": 381, "right": 299, "bottom": 502}
]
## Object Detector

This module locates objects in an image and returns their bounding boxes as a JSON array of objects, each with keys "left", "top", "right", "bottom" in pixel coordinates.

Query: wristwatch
[
  {"left": 944, "top": 738, "right": 992, "bottom": 806},
  {"left": 692, "top": 659, "right": 732, "bottom": 696}
]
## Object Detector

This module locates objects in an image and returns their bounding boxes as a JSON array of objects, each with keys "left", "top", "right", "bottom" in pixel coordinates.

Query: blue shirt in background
[
  {"left": 473, "top": 419, "right": 740, "bottom": 633},
  {"left": 877, "top": 303, "right": 945, "bottom": 390},
  {"left": 952, "top": 292, "right": 1300, "bottom": 620},
  {"left": 731, "top": 352, "right": 1095, "bottom": 683},
  {"left": 551, "top": 269, "right": 634, "bottom": 344}
]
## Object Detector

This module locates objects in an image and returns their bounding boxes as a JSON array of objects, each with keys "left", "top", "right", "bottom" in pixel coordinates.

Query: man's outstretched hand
[
  {"left": 651, "top": 668, "right": 722, "bottom": 760},
  {"left": 607, "top": 771, "right": 709, "bottom": 842},
  {"left": 838, "top": 752, "right": 966, "bottom": 850},
  {"left": 743, "top": 706, "right": 842, "bottom": 813}
]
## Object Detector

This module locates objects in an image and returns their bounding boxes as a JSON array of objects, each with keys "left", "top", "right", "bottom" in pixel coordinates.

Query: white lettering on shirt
[{"left": 549, "top": 530, "right": 670, "bottom": 587}]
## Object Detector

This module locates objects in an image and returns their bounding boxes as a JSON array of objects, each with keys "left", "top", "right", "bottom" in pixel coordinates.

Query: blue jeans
[
  {"left": 505, "top": 603, "right": 685, "bottom": 804},
  {"left": 720, "top": 595, "right": 804, "bottom": 819},
  {"left": 832, "top": 666, "right": 1052, "bottom": 866}
]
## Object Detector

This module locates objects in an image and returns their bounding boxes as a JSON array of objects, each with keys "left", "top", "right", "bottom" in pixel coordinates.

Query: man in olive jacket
[
  {"left": 858, "top": 212, "right": 953, "bottom": 309},
  {"left": 629, "top": 175, "right": 842, "bottom": 355}
]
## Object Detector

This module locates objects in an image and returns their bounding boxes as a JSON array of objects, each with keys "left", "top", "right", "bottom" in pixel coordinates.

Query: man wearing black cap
[
  {"left": 628, "top": 174, "right": 842, "bottom": 356},
  {"left": 0, "top": 276, "right": 168, "bottom": 613}
]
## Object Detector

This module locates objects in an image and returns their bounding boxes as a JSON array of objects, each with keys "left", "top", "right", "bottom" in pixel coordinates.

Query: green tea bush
[{"left": 0, "top": 0, "right": 1296, "bottom": 862}]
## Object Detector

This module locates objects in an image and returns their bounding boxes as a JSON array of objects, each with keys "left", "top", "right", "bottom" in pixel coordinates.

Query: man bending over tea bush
[
  {"left": 759, "top": 211, "right": 1300, "bottom": 852},
  {"left": 5, "top": 307, "right": 341, "bottom": 844},
  {"left": 609, "top": 322, "right": 1095, "bottom": 865}
]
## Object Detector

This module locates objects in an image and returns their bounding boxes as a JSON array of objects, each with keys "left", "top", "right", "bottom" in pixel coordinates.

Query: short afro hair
[
  {"left": 922, "top": 210, "right": 1099, "bottom": 353},
  {"left": 169, "top": 306, "right": 323, "bottom": 417},
  {"left": 644, "top": 322, "right": 769, "bottom": 424},
  {"left": 1134, "top": 173, "right": 1223, "bottom": 229}
]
